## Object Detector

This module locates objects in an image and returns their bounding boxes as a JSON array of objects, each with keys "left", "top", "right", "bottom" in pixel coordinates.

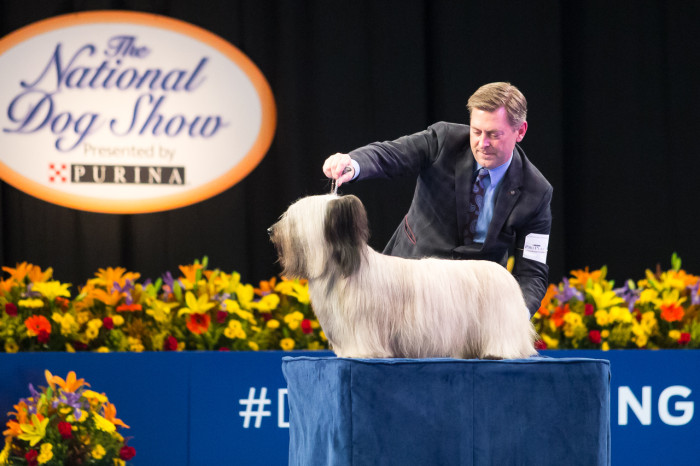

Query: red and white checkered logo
[{"left": 49, "top": 163, "right": 68, "bottom": 183}]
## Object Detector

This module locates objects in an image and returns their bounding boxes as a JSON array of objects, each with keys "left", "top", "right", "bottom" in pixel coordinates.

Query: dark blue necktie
[{"left": 466, "top": 168, "right": 489, "bottom": 240}]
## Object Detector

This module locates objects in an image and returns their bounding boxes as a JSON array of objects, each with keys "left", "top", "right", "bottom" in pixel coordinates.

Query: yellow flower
[
  {"left": 308, "top": 341, "right": 323, "bottom": 350},
  {"left": 146, "top": 299, "right": 179, "bottom": 323},
  {"left": 37, "top": 443, "right": 53, "bottom": 464},
  {"left": 85, "top": 327, "right": 99, "bottom": 340},
  {"left": 18, "top": 414, "right": 48, "bottom": 446},
  {"left": 608, "top": 306, "right": 633, "bottom": 324},
  {"left": 18, "top": 298, "right": 44, "bottom": 309},
  {"left": 320, "top": 331, "right": 327, "bottom": 342},
  {"left": 251, "top": 294, "right": 280, "bottom": 312},
  {"left": 82, "top": 390, "right": 108, "bottom": 404},
  {"left": 93, "top": 412, "right": 116, "bottom": 433},
  {"left": 92, "top": 444, "right": 106, "bottom": 460},
  {"left": 87, "top": 318, "right": 103, "bottom": 331},
  {"left": 224, "top": 320, "right": 246, "bottom": 339},
  {"left": 112, "top": 315, "right": 125, "bottom": 326},
  {"left": 601, "top": 342, "right": 610, "bottom": 351},
  {"left": 266, "top": 319, "right": 280, "bottom": 329},
  {"left": 127, "top": 337, "right": 144, "bottom": 352},
  {"left": 595, "top": 310, "right": 610, "bottom": 327},
  {"left": 280, "top": 338, "right": 295, "bottom": 350},
  {"left": 541, "top": 334, "right": 559, "bottom": 349},
  {"left": 563, "top": 312, "right": 583, "bottom": 338},
  {"left": 586, "top": 283, "right": 624, "bottom": 310},
  {"left": 669, "top": 330, "right": 681, "bottom": 340},
  {"left": 32, "top": 281, "right": 71, "bottom": 301},
  {"left": 236, "top": 283, "right": 255, "bottom": 308},
  {"left": 601, "top": 330, "right": 610, "bottom": 338},
  {"left": 275, "top": 279, "right": 310, "bottom": 304},
  {"left": 638, "top": 288, "right": 659, "bottom": 305},
  {"left": 5, "top": 339, "right": 19, "bottom": 353},
  {"left": 248, "top": 341, "right": 259, "bottom": 351},
  {"left": 96, "top": 346, "right": 110, "bottom": 353},
  {"left": 177, "top": 292, "right": 216, "bottom": 316}
]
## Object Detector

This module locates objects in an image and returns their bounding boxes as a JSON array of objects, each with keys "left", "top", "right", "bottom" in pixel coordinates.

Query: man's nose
[{"left": 479, "top": 135, "right": 491, "bottom": 147}]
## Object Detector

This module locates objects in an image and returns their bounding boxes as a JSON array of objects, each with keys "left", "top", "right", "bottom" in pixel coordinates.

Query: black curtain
[{"left": 0, "top": 0, "right": 698, "bottom": 288}]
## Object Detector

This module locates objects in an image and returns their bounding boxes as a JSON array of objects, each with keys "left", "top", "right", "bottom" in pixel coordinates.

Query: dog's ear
[{"left": 324, "top": 195, "right": 369, "bottom": 277}]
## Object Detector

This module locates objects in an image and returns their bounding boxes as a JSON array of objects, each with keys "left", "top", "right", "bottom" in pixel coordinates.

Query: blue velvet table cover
[{"left": 282, "top": 357, "right": 611, "bottom": 466}]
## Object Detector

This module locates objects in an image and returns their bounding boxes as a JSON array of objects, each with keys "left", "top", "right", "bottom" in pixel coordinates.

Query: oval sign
[{"left": 0, "top": 11, "right": 276, "bottom": 213}]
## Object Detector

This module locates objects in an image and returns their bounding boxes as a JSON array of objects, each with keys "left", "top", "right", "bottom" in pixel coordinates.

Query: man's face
[{"left": 469, "top": 107, "right": 527, "bottom": 169}]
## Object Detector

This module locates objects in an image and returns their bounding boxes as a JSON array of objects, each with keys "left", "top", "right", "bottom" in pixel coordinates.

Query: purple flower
[
  {"left": 112, "top": 280, "right": 135, "bottom": 305},
  {"left": 162, "top": 271, "right": 175, "bottom": 292},
  {"left": 688, "top": 282, "right": 700, "bottom": 306},
  {"left": 614, "top": 280, "right": 640, "bottom": 311},
  {"left": 555, "top": 278, "right": 583, "bottom": 302}
]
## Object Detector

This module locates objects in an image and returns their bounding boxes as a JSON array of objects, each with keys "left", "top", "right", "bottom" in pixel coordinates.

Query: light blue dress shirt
[{"left": 473, "top": 155, "right": 513, "bottom": 243}]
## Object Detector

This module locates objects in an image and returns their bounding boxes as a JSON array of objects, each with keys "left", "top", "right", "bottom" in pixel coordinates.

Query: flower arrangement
[
  {"left": 1, "top": 370, "right": 134, "bottom": 465},
  {"left": 0, "top": 258, "right": 327, "bottom": 353},
  {"left": 534, "top": 254, "right": 700, "bottom": 350}
]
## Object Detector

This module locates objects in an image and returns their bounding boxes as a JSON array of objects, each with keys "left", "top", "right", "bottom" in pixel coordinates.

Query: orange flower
[
  {"left": 569, "top": 267, "right": 603, "bottom": 287},
  {"left": 186, "top": 313, "right": 211, "bottom": 334},
  {"left": 91, "top": 267, "right": 140, "bottom": 289},
  {"left": 90, "top": 288, "right": 124, "bottom": 307},
  {"left": 660, "top": 303, "right": 684, "bottom": 322},
  {"left": 24, "top": 315, "right": 51, "bottom": 336},
  {"left": 104, "top": 402, "right": 130, "bottom": 429},
  {"left": 179, "top": 264, "right": 204, "bottom": 284},
  {"left": 537, "top": 284, "right": 558, "bottom": 316},
  {"left": 45, "top": 370, "right": 90, "bottom": 393},
  {"left": 254, "top": 277, "right": 277, "bottom": 296},
  {"left": 3, "top": 420, "right": 22, "bottom": 437},
  {"left": 116, "top": 303, "right": 142, "bottom": 312},
  {"left": 552, "top": 304, "right": 570, "bottom": 328}
]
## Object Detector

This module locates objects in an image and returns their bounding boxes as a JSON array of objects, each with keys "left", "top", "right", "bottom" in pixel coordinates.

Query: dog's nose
[{"left": 267, "top": 227, "right": 273, "bottom": 238}]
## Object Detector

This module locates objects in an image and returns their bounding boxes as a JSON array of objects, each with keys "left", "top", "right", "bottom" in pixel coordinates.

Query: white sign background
[{"left": 0, "top": 11, "right": 276, "bottom": 213}]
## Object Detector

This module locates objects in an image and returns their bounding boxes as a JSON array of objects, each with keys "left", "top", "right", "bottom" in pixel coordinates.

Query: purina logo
[{"left": 0, "top": 11, "right": 275, "bottom": 213}]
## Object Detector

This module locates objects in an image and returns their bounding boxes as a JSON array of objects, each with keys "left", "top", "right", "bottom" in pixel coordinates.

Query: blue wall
[{"left": 1, "top": 350, "right": 697, "bottom": 465}]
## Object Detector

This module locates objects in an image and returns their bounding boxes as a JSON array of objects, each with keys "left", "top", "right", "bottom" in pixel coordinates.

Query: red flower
[
  {"left": 552, "top": 304, "right": 570, "bottom": 328},
  {"left": 37, "top": 329, "right": 50, "bottom": 344},
  {"left": 679, "top": 332, "right": 691, "bottom": 345},
  {"left": 588, "top": 330, "right": 602, "bottom": 345},
  {"left": 120, "top": 445, "right": 136, "bottom": 460},
  {"left": 24, "top": 315, "right": 51, "bottom": 337},
  {"left": 218, "top": 347, "right": 230, "bottom": 351},
  {"left": 58, "top": 421, "right": 73, "bottom": 439},
  {"left": 25, "top": 449, "right": 38, "bottom": 466},
  {"left": 103, "top": 316, "right": 114, "bottom": 330},
  {"left": 301, "top": 319, "right": 313, "bottom": 334},
  {"left": 584, "top": 304, "right": 595, "bottom": 316},
  {"left": 55, "top": 296, "right": 70, "bottom": 310},
  {"left": 216, "top": 310, "right": 228, "bottom": 324},
  {"left": 186, "top": 313, "right": 211, "bottom": 335},
  {"left": 163, "top": 335, "right": 178, "bottom": 351},
  {"left": 534, "top": 339, "right": 547, "bottom": 350},
  {"left": 5, "top": 302, "right": 18, "bottom": 316}
]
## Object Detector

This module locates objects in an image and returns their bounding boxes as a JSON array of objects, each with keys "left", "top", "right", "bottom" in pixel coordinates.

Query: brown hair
[{"left": 467, "top": 82, "right": 527, "bottom": 129}]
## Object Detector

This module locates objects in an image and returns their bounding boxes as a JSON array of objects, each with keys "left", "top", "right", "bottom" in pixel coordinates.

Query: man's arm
[{"left": 512, "top": 186, "right": 553, "bottom": 316}]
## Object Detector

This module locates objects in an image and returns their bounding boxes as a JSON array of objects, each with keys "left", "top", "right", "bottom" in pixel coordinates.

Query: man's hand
[{"left": 323, "top": 153, "right": 355, "bottom": 187}]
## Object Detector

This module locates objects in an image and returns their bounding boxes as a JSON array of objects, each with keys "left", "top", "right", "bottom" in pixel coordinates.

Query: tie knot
[{"left": 477, "top": 168, "right": 489, "bottom": 181}]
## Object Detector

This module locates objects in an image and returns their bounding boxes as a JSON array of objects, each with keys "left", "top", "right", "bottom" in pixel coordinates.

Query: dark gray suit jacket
[{"left": 349, "top": 121, "right": 553, "bottom": 315}]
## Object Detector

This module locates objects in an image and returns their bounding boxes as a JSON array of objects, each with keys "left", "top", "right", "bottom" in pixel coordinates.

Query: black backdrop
[{"left": 1, "top": 0, "right": 698, "bottom": 288}]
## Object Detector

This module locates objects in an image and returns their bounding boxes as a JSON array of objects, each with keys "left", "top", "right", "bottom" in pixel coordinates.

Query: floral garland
[
  {"left": 0, "top": 258, "right": 326, "bottom": 353},
  {"left": 1, "top": 256, "right": 698, "bottom": 353},
  {"left": 1, "top": 370, "right": 134, "bottom": 465},
  {"left": 534, "top": 254, "right": 700, "bottom": 350}
]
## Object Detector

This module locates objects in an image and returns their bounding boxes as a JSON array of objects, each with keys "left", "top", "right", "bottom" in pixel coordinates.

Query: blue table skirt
[{"left": 283, "top": 357, "right": 611, "bottom": 466}]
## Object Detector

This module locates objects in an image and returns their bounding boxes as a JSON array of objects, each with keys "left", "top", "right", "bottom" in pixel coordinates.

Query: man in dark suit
[{"left": 323, "top": 82, "right": 552, "bottom": 316}]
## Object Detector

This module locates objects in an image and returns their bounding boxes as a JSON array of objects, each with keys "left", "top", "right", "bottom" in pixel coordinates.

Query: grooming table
[{"left": 282, "top": 357, "right": 610, "bottom": 466}]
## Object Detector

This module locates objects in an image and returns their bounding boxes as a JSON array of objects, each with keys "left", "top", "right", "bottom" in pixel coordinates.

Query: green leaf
[{"left": 671, "top": 252, "right": 681, "bottom": 272}]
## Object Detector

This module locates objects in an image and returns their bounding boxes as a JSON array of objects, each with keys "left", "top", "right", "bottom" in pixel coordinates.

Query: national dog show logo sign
[{"left": 0, "top": 11, "right": 276, "bottom": 213}]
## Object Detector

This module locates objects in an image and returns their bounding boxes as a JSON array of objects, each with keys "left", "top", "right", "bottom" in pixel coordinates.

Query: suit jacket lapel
[
  {"left": 455, "top": 146, "right": 474, "bottom": 239},
  {"left": 485, "top": 147, "right": 524, "bottom": 243}
]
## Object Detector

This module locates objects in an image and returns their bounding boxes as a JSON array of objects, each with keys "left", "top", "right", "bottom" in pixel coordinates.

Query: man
[{"left": 323, "top": 82, "right": 552, "bottom": 316}]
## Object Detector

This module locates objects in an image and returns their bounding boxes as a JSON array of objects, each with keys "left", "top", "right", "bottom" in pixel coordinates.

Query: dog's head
[{"left": 269, "top": 194, "right": 369, "bottom": 279}]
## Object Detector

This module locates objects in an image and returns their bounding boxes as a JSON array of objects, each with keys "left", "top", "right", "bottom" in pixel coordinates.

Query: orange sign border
[{"left": 0, "top": 11, "right": 276, "bottom": 213}]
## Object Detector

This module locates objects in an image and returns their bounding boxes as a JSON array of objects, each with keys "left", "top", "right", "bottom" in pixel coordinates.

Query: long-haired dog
[{"left": 269, "top": 194, "right": 537, "bottom": 359}]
